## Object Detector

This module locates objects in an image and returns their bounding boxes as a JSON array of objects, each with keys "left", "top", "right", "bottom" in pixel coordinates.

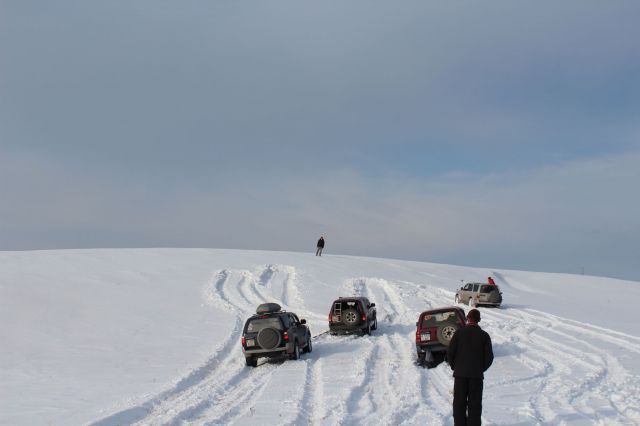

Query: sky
[{"left": 1, "top": 1, "right": 639, "bottom": 280}]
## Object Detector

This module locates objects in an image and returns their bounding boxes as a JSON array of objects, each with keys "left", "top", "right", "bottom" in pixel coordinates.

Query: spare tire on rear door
[
  {"left": 437, "top": 322, "right": 459, "bottom": 346},
  {"left": 342, "top": 308, "right": 361, "bottom": 326},
  {"left": 488, "top": 290, "right": 502, "bottom": 304},
  {"left": 257, "top": 328, "right": 281, "bottom": 350}
]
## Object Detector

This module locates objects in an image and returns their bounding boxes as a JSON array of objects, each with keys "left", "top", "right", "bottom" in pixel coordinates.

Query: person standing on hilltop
[{"left": 316, "top": 236, "right": 325, "bottom": 256}]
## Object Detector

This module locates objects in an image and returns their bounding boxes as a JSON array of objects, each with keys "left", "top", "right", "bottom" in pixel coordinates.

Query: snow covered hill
[{"left": 2, "top": 249, "right": 639, "bottom": 425}]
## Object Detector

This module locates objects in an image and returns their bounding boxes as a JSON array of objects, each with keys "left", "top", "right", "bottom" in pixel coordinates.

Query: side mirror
[
  {"left": 370, "top": 303, "right": 375, "bottom": 307},
  {"left": 300, "top": 319, "right": 306, "bottom": 325}
]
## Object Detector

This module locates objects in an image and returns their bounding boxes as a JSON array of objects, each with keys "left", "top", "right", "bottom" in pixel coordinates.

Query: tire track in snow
[
  {"left": 467, "top": 276, "right": 640, "bottom": 424},
  {"left": 150, "top": 266, "right": 319, "bottom": 426},
  {"left": 131, "top": 271, "right": 260, "bottom": 425},
  {"left": 342, "top": 277, "right": 453, "bottom": 425},
  {"left": 155, "top": 266, "right": 314, "bottom": 425},
  {"left": 90, "top": 315, "right": 244, "bottom": 426},
  {"left": 94, "top": 268, "right": 295, "bottom": 426},
  {"left": 315, "top": 335, "right": 376, "bottom": 425}
]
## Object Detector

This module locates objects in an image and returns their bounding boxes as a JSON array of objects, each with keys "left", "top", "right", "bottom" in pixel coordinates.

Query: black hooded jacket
[
  {"left": 447, "top": 324, "right": 494, "bottom": 379},
  {"left": 317, "top": 238, "right": 325, "bottom": 248}
]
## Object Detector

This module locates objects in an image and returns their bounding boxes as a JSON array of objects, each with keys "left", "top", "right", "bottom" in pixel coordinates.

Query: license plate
[
  {"left": 246, "top": 339, "right": 255, "bottom": 347},
  {"left": 421, "top": 333, "right": 431, "bottom": 341}
]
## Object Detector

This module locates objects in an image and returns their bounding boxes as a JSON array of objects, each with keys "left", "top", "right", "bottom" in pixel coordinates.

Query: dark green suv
[{"left": 241, "top": 303, "right": 312, "bottom": 367}]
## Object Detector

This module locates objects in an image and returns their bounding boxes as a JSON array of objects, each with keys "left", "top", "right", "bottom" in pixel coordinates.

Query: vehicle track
[{"left": 92, "top": 269, "right": 640, "bottom": 425}]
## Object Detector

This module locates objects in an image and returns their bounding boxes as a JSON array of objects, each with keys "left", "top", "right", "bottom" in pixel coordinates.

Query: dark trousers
[
  {"left": 453, "top": 377, "right": 483, "bottom": 426},
  {"left": 316, "top": 247, "right": 323, "bottom": 256}
]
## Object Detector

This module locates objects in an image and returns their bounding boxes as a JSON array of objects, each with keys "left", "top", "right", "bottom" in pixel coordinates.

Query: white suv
[{"left": 455, "top": 282, "right": 502, "bottom": 307}]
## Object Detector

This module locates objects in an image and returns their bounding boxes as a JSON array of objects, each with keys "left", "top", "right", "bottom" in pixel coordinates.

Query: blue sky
[{"left": 1, "top": 1, "right": 639, "bottom": 280}]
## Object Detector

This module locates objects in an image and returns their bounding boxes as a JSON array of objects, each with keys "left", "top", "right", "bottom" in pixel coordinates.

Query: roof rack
[{"left": 256, "top": 303, "right": 282, "bottom": 315}]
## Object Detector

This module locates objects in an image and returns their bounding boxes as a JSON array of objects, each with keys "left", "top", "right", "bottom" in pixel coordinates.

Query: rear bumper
[
  {"left": 416, "top": 342, "right": 447, "bottom": 355},
  {"left": 329, "top": 323, "right": 365, "bottom": 334},
  {"left": 243, "top": 343, "right": 292, "bottom": 358}
]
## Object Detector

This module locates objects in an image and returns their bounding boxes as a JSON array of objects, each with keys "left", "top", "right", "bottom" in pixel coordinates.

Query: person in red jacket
[
  {"left": 447, "top": 309, "right": 494, "bottom": 426},
  {"left": 487, "top": 276, "right": 496, "bottom": 286}
]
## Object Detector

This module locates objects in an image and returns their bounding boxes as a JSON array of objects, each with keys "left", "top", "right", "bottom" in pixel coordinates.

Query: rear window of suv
[
  {"left": 334, "top": 300, "right": 364, "bottom": 312},
  {"left": 421, "top": 311, "right": 458, "bottom": 328},
  {"left": 246, "top": 317, "right": 283, "bottom": 332},
  {"left": 480, "top": 285, "right": 496, "bottom": 293}
]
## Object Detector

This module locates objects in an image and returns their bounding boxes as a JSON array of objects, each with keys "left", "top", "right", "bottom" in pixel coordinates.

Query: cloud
[
  {"left": 2, "top": 149, "right": 639, "bottom": 280},
  {"left": 1, "top": 1, "right": 639, "bottom": 280}
]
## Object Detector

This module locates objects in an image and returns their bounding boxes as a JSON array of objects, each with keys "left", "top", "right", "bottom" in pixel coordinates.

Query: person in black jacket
[
  {"left": 316, "top": 236, "right": 325, "bottom": 256},
  {"left": 446, "top": 308, "right": 494, "bottom": 426}
]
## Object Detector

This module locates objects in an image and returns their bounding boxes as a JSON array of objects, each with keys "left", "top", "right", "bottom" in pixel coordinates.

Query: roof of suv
[
  {"left": 420, "top": 306, "right": 465, "bottom": 316},
  {"left": 464, "top": 282, "right": 500, "bottom": 286},
  {"left": 335, "top": 296, "right": 368, "bottom": 302}
]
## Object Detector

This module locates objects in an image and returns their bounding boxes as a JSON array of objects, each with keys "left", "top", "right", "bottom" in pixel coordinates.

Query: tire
[
  {"left": 468, "top": 296, "right": 478, "bottom": 308},
  {"left": 363, "top": 321, "right": 371, "bottom": 336},
  {"left": 372, "top": 317, "right": 378, "bottom": 330},
  {"left": 342, "top": 308, "right": 361, "bottom": 326},
  {"left": 245, "top": 356, "right": 257, "bottom": 367},
  {"left": 289, "top": 341, "right": 300, "bottom": 360},
  {"left": 454, "top": 295, "right": 459, "bottom": 304},
  {"left": 437, "top": 322, "right": 459, "bottom": 346},
  {"left": 302, "top": 334, "right": 312, "bottom": 353},
  {"left": 417, "top": 352, "right": 426, "bottom": 366},
  {"left": 257, "top": 328, "right": 281, "bottom": 350}
]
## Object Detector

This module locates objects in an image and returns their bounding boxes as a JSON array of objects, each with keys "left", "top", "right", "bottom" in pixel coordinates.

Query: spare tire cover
[{"left": 257, "top": 328, "right": 281, "bottom": 350}]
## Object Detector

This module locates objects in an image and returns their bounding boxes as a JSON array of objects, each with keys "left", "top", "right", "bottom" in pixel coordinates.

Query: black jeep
[
  {"left": 328, "top": 297, "right": 377, "bottom": 335},
  {"left": 242, "top": 303, "right": 312, "bottom": 367}
]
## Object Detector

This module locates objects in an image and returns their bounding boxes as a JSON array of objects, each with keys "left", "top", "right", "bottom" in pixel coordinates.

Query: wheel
[
  {"left": 468, "top": 296, "right": 478, "bottom": 307},
  {"left": 437, "top": 323, "right": 459, "bottom": 346},
  {"left": 342, "top": 308, "right": 361, "bottom": 326},
  {"left": 363, "top": 321, "right": 371, "bottom": 336},
  {"left": 245, "top": 356, "right": 257, "bottom": 367},
  {"left": 289, "top": 341, "right": 300, "bottom": 360},
  {"left": 417, "top": 352, "right": 426, "bottom": 366},
  {"left": 372, "top": 317, "right": 378, "bottom": 330},
  {"left": 427, "top": 352, "right": 446, "bottom": 369},
  {"left": 303, "top": 334, "right": 312, "bottom": 353},
  {"left": 454, "top": 295, "right": 459, "bottom": 304}
]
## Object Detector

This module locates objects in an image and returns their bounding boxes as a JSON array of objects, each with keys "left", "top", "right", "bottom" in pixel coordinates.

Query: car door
[
  {"left": 290, "top": 314, "right": 306, "bottom": 345},
  {"left": 461, "top": 283, "right": 473, "bottom": 303},
  {"left": 363, "top": 298, "right": 372, "bottom": 324}
]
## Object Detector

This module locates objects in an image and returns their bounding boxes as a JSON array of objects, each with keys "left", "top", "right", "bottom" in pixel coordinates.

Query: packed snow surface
[{"left": 2, "top": 249, "right": 639, "bottom": 425}]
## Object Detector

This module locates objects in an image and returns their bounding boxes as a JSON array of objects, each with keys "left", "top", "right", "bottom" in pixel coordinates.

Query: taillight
[
  {"left": 361, "top": 314, "right": 366, "bottom": 322},
  {"left": 283, "top": 331, "right": 289, "bottom": 342},
  {"left": 328, "top": 311, "right": 333, "bottom": 323},
  {"left": 415, "top": 329, "right": 420, "bottom": 343},
  {"left": 241, "top": 336, "right": 246, "bottom": 346}
]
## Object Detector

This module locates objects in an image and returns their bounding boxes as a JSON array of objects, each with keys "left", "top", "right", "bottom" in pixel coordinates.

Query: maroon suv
[{"left": 415, "top": 306, "right": 466, "bottom": 368}]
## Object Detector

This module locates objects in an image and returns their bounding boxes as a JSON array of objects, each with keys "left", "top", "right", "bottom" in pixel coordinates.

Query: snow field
[{"left": 2, "top": 249, "right": 639, "bottom": 425}]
